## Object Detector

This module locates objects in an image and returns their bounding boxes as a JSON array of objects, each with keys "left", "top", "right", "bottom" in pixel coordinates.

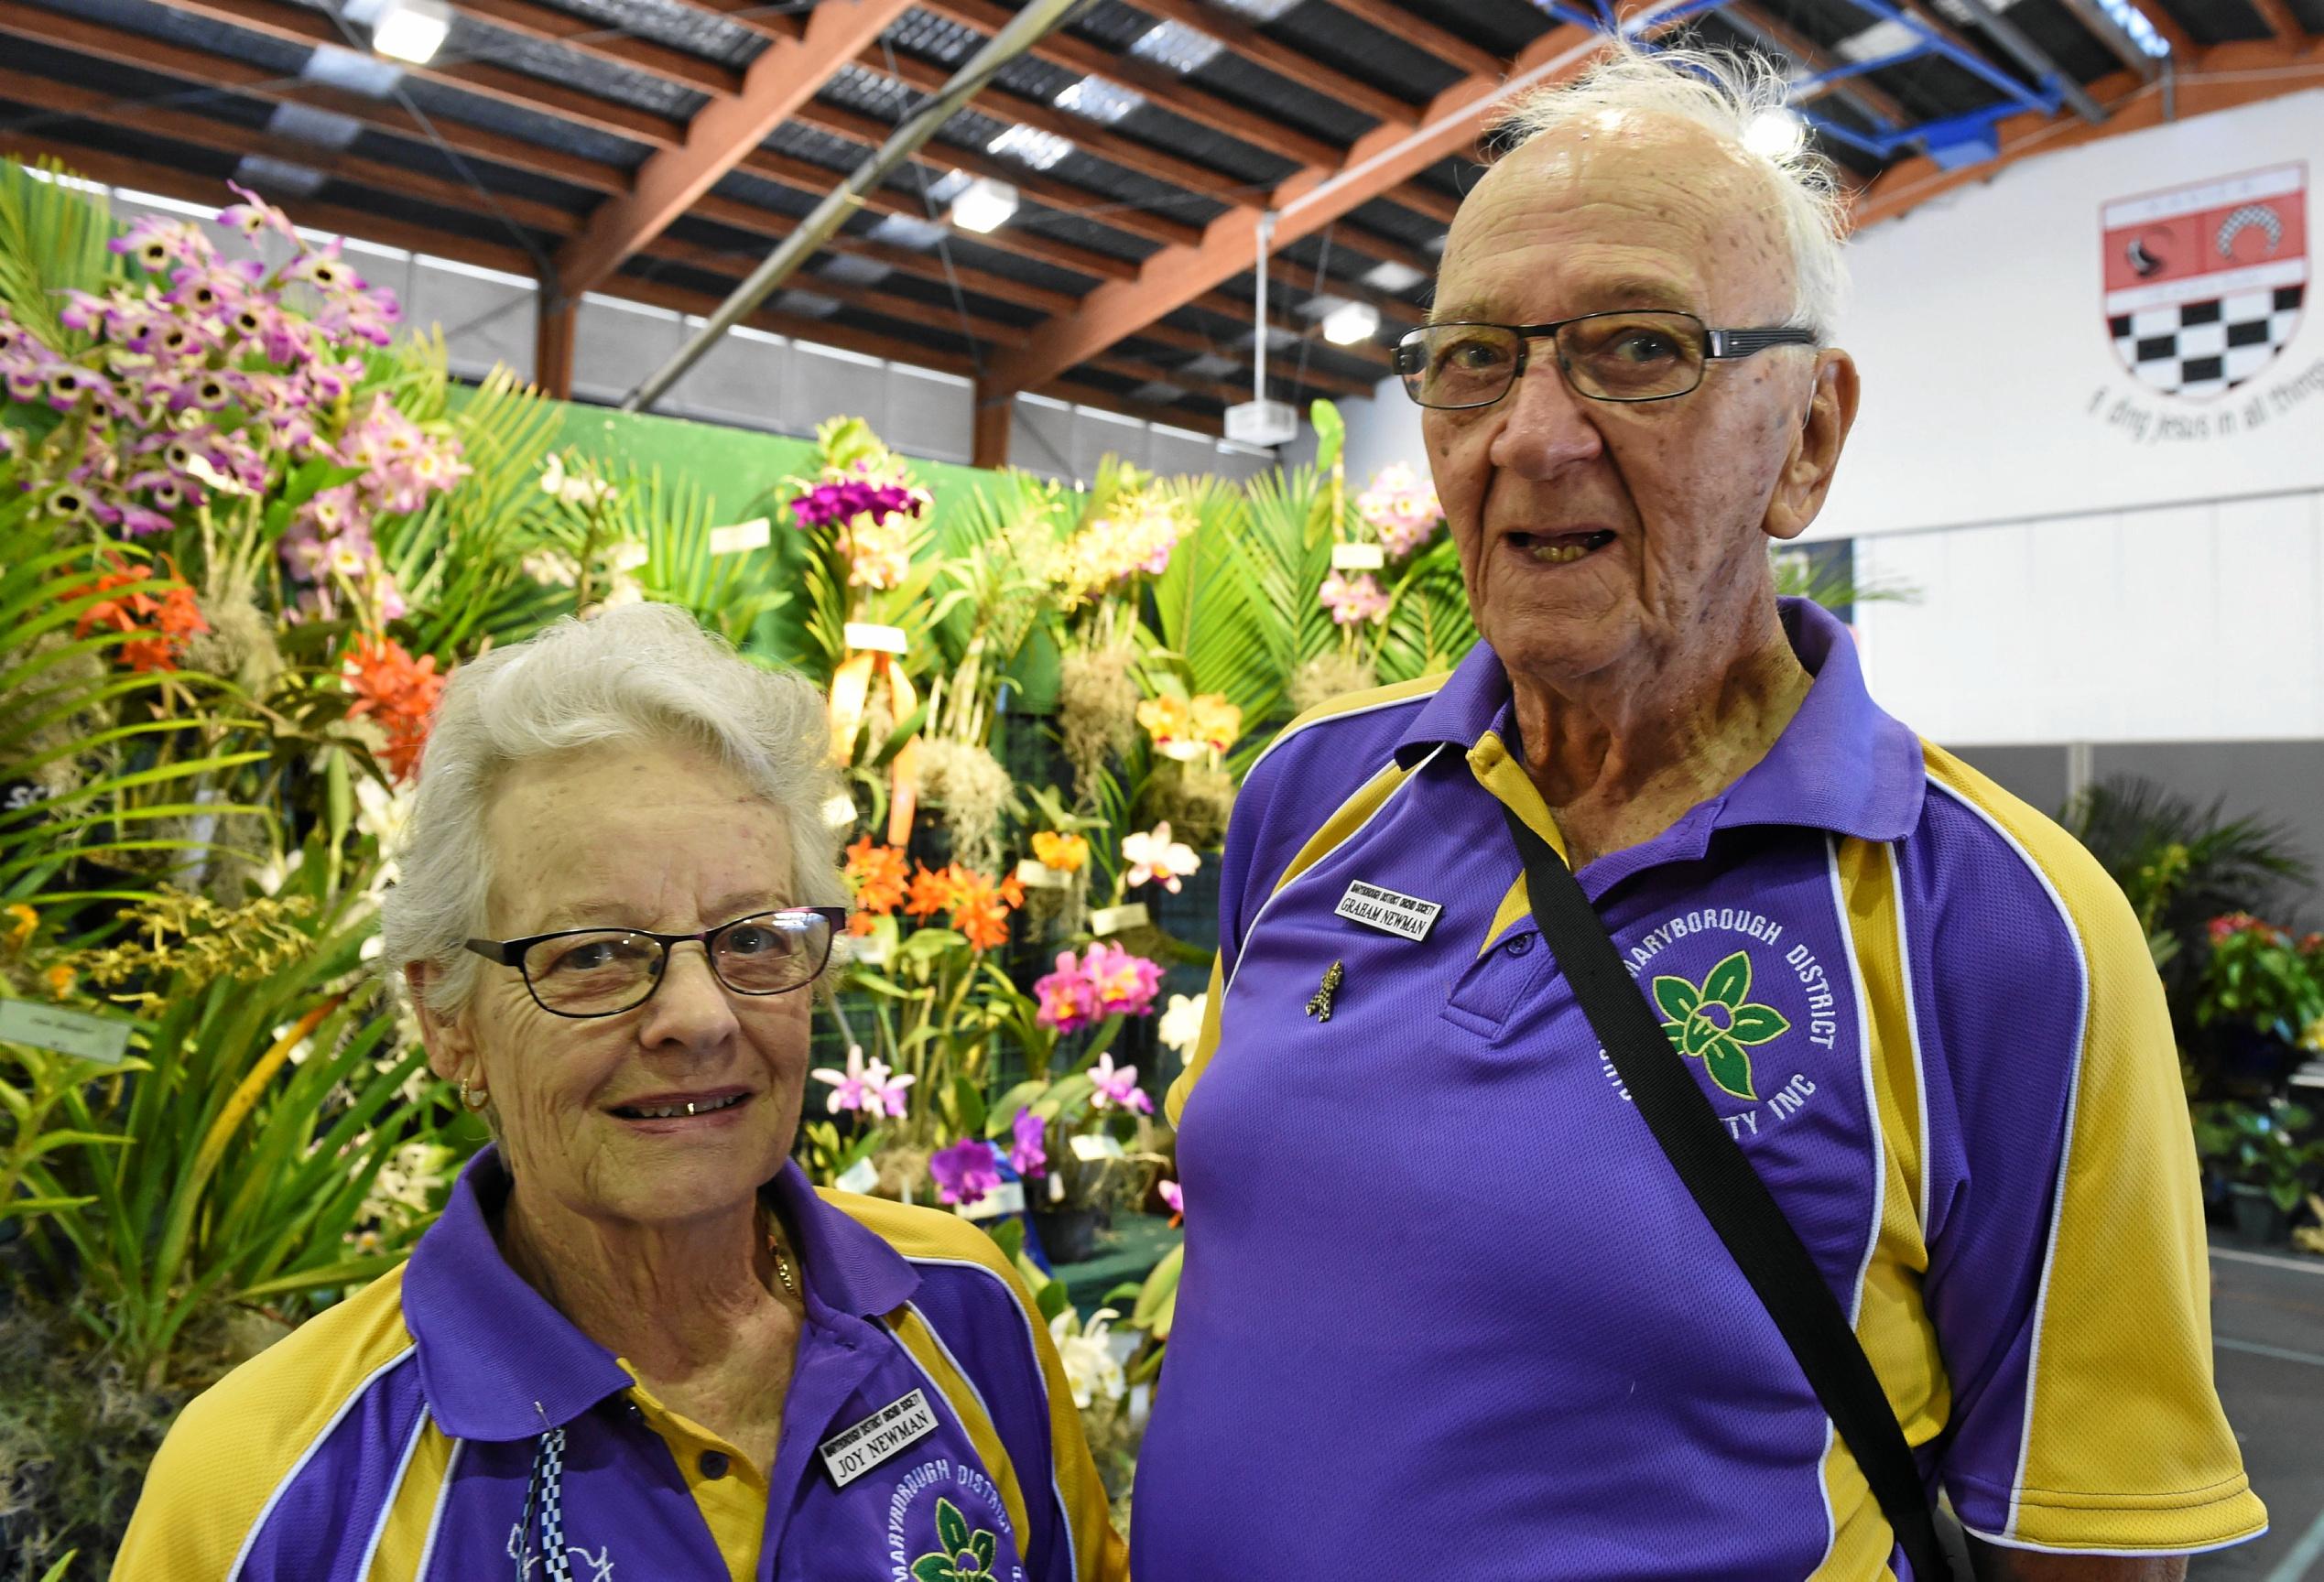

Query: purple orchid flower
[{"left": 929, "top": 1139, "right": 1003, "bottom": 1208}]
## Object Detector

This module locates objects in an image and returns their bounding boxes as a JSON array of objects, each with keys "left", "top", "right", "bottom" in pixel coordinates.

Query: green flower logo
[
  {"left": 910, "top": 1498, "right": 998, "bottom": 1582},
  {"left": 1653, "top": 949, "right": 1790, "bottom": 1102}
]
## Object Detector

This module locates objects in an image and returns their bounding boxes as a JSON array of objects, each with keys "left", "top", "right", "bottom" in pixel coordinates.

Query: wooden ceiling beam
[
  {"left": 984, "top": 22, "right": 1609, "bottom": 396},
  {"left": 0, "top": 1, "right": 633, "bottom": 196},
  {"left": 790, "top": 96, "right": 1205, "bottom": 248},
  {"left": 911, "top": 0, "right": 1344, "bottom": 168},
  {"left": 1386, "top": 181, "right": 1459, "bottom": 226},
  {"left": 1105, "top": 338, "right": 1376, "bottom": 398},
  {"left": 138, "top": 0, "right": 688, "bottom": 149},
  {"left": 685, "top": 196, "right": 1091, "bottom": 312},
  {"left": 451, "top": 0, "right": 743, "bottom": 97},
  {"left": 0, "top": 69, "right": 583, "bottom": 237},
  {"left": 736, "top": 146, "right": 1144, "bottom": 280},
  {"left": 1316, "top": 0, "right": 1503, "bottom": 79},
  {"left": 639, "top": 233, "right": 1036, "bottom": 347},
  {"left": 554, "top": 0, "right": 913, "bottom": 296},
  {"left": 1124, "top": 0, "right": 1419, "bottom": 128},
  {"left": 863, "top": 48, "right": 1254, "bottom": 206}
]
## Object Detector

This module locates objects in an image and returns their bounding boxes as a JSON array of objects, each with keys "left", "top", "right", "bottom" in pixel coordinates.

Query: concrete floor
[{"left": 2190, "top": 1243, "right": 2324, "bottom": 1581}]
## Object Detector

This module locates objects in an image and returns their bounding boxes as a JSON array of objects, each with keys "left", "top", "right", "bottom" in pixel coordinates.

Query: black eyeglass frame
[
  {"left": 463, "top": 905, "right": 849, "bottom": 1020},
  {"left": 1392, "top": 310, "right": 1819, "bottom": 411}
]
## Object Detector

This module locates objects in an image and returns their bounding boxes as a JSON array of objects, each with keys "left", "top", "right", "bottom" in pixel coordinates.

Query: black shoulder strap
[{"left": 1498, "top": 805, "right": 1949, "bottom": 1582}]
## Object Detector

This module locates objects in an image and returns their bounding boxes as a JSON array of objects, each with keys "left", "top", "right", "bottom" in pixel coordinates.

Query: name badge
[
  {"left": 1335, "top": 881, "right": 1440, "bottom": 942},
  {"left": 820, "top": 1389, "right": 939, "bottom": 1488}
]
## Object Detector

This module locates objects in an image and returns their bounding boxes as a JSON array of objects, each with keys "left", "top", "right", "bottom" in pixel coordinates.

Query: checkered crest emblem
[{"left": 2105, "top": 163, "right": 2308, "bottom": 399}]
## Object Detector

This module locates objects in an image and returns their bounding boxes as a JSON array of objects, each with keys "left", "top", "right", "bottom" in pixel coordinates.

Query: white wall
[{"left": 1333, "top": 87, "right": 2324, "bottom": 750}]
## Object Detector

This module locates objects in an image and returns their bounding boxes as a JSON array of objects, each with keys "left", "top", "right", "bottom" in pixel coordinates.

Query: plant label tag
[
  {"left": 1330, "top": 542, "right": 1385, "bottom": 570},
  {"left": 843, "top": 622, "right": 907, "bottom": 656},
  {"left": 834, "top": 1157, "right": 880, "bottom": 1196},
  {"left": 1015, "top": 859, "right": 1070, "bottom": 890},
  {"left": 954, "top": 1178, "right": 1026, "bottom": 1222},
  {"left": 709, "top": 517, "right": 772, "bottom": 555},
  {"left": 848, "top": 932, "right": 890, "bottom": 966},
  {"left": 820, "top": 1389, "right": 939, "bottom": 1488},
  {"left": 1090, "top": 903, "right": 1148, "bottom": 937},
  {"left": 0, "top": 1001, "right": 133, "bottom": 1067},
  {"left": 1070, "top": 1132, "right": 1126, "bottom": 1163},
  {"left": 1335, "top": 881, "right": 1439, "bottom": 942}
]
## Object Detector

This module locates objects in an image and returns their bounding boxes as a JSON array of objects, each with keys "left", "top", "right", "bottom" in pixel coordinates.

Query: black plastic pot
[
  {"left": 2229, "top": 1183, "right": 2290, "bottom": 1244},
  {"left": 1030, "top": 1207, "right": 1101, "bottom": 1265}
]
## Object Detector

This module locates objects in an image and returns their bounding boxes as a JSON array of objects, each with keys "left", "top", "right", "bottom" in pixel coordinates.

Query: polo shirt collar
[
  {"left": 403, "top": 1145, "right": 920, "bottom": 1441},
  {"left": 1392, "top": 597, "right": 1922, "bottom": 844}
]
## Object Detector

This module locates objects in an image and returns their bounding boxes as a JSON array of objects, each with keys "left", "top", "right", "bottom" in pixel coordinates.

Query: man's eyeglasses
[
  {"left": 1393, "top": 310, "right": 1818, "bottom": 411},
  {"left": 464, "top": 906, "right": 847, "bottom": 1019}
]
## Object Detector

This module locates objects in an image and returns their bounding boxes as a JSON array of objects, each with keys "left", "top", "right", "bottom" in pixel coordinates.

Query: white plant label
[
  {"left": 1090, "top": 903, "right": 1148, "bottom": 937},
  {"left": 708, "top": 517, "right": 772, "bottom": 555},
  {"left": 0, "top": 1002, "right": 133, "bottom": 1066},
  {"left": 843, "top": 622, "right": 908, "bottom": 655},
  {"left": 1330, "top": 542, "right": 1385, "bottom": 570}
]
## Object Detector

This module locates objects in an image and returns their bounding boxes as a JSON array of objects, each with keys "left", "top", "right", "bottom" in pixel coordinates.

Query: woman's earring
[{"left": 460, "top": 1078, "right": 492, "bottom": 1112}]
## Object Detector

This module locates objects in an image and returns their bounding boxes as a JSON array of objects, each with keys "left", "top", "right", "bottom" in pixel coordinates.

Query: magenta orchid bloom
[
  {"left": 809, "top": 1046, "right": 880, "bottom": 1115},
  {"left": 1034, "top": 950, "right": 1103, "bottom": 1035},
  {"left": 1158, "top": 1180, "right": 1183, "bottom": 1216},
  {"left": 1089, "top": 1052, "right": 1154, "bottom": 1115},
  {"left": 929, "top": 1139, "right": 1003, "bottom": 1207},
  {"left": 1007, "top": 1108, "right": 1048, "bottom": 1177}
]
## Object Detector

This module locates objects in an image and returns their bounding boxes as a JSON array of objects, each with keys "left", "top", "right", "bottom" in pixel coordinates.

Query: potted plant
[
  {"left": 2193, "top": 1098, "right": 2324, "bottom": 1243},
  {"left": 2192, "top": 916, "right": 2324, "bottom": 1095}
]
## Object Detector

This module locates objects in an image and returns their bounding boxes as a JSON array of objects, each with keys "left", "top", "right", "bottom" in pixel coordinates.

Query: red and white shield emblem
[{"left": 2104, "top": 163, "right": 2308, "bottom": 399}]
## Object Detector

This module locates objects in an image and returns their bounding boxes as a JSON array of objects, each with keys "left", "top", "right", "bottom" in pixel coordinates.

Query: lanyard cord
[{"left": 516, "top": 1426, "right": 575, "bottom": 1582}]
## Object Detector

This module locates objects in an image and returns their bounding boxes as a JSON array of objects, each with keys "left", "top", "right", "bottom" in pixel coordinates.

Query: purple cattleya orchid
[
  {"left": 929, "top": 1139, "right": 1003, "bottom": 1207},
  {"left": 1006, "top": 1108, "right": 1048, "bottom": 1177}
]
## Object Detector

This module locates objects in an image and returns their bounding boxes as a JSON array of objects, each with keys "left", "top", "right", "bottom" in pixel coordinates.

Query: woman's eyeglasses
[{"left": 463, "top": 906, "right": 847, "bottom": 1019}]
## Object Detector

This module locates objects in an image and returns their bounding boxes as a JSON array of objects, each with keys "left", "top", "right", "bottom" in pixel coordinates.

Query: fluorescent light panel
[
  {"left": 1361, "top": 259, "right": 1428, "bottom": 292},
  {"left": 950, "top": 176, "right": 1019, "bottom": 234},
  {"left": 1129, "top": 19, "right": 1224, "bottom": 74},
  {"left": 1320, "top": 301, "right": 1380, "bottom": 345},
  {"left": 988, "top": 125, "right": 1074, "bottom": 171},
  {"left": 300, "top": 43, "right": 405, "bottom": 98},
  {"left": 1055, "top": 76, "right": 1146, "bottom": 124},
  {"left": 867, "top": 213, "right": 948, "bottom": 250},
  {"left": 369, "top": 0, "right": 452, "bottom": 65}
]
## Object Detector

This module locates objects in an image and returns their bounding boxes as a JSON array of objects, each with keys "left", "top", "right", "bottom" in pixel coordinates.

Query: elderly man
[{"left": 1132, "top": 43, "right": 2262, "bottom": 1582}]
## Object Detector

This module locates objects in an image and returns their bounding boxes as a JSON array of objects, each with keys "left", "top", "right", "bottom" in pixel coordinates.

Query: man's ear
[
  {"left": 1765, "top": 349, "right": 1860, "bottom": 543},
  {"left": 404, "top": 962, "right": 477, "bottom": 1087}
]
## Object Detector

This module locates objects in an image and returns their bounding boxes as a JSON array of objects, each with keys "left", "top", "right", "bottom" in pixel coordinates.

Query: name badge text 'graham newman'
[{"left": 1334, "top": 881, "right": 1441, "bottom": 942}]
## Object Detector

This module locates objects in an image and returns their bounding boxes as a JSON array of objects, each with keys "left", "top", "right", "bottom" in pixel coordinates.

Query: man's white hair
[
  {"left": 378, "top": 601, "right": 846, "bottom": 1016},
  {"left": 1493, "top": 41, "right": 1851, "bottom": 339}
]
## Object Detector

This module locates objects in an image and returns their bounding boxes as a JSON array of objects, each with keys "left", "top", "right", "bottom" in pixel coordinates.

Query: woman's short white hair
[
  {"left": 378, "top": 601, "right": 845, "bottom": 1016},
  {"left": 1493, "top": 40, "right": 1851, "bottom": 339}
]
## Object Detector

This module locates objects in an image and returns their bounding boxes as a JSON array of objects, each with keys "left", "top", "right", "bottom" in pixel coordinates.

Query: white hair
[
  {"left": 1492, "top": 41, "right": 1851, "bottom": 339},
  {"left": 378, "top": 601, "right": 845, "bottom": 1016}
]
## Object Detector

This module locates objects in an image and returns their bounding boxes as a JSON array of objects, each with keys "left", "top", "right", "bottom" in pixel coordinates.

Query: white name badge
[
  {"left": 1330, "top": 541, "right": 1385, "bottom": 570},
  {"left": 1335, "top": 880, "right": 1440, "bottom": 942},
  {"left": 820, "top": 1389, "right": 939, "bottom": 1488}
]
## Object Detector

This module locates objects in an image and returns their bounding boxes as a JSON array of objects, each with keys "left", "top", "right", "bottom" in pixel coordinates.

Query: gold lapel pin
[{"left": 1305, "top": 959, "right": 1344, "bottom": 1023}]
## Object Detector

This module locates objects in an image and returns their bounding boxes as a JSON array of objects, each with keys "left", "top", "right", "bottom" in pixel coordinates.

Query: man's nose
[{"left": 1487, "top": 352, "right": 1606, "bottom": 477}]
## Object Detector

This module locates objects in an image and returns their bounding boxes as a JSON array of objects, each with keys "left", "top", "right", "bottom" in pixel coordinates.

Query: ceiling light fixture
[
  {"left": 950, "top": 176, "right": 1019, "bottom": 234},
  {"left": 1320, "top": 301, "right": 1381, "bottom": 345},
  {"left": 988, "top": 125, "right": 1074, "bottom": 171},
  {"left": 368, "top": 0, "right": 452, "bottom": 65}
]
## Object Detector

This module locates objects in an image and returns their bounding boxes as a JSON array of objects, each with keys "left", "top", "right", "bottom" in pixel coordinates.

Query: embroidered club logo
[
  {"left": 2104, "top": 162, "right": 2308, "bottom": 399},
  {"left": 1653, "top": 949, "right": 1791, "bottom": 1102},
  {"left": 886, "top": 1458, "right": 1025, "bottom": 1582},
  {"left": 909, "top": 1497, "right": 999, "bottom": 1582}
]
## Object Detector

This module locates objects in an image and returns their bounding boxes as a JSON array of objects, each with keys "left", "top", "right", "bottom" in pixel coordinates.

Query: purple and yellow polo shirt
[
  {"left": 114, "top": 1148, "right": 1124, "bottom": 1582},
  {"left": 1136, "top": 599, "right": 2262, "bottom": 1579}
]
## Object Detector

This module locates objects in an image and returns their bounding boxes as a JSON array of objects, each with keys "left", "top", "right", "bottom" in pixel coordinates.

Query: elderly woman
[
  {"left": 116, "top": 602, "right": 1124, "bottom": 1582},
  {"left": 1135, "top": 43, "right": 2260, "bottom": 1582}
]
